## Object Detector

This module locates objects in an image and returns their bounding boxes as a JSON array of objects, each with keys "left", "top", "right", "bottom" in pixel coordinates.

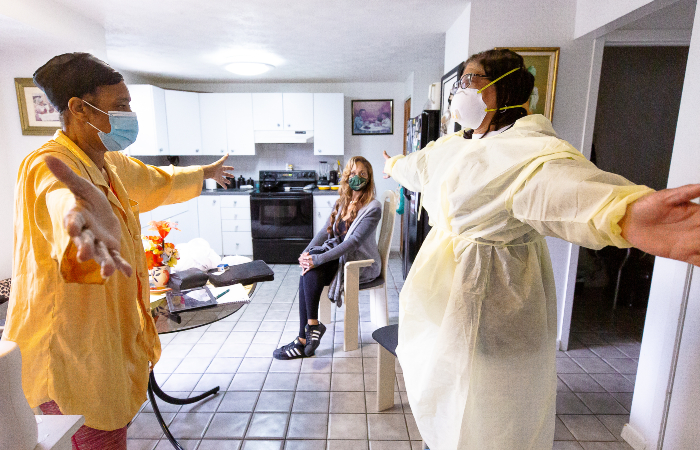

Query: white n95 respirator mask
[{"left": 450, "top": 88, "right": 488, "bottom": 131}]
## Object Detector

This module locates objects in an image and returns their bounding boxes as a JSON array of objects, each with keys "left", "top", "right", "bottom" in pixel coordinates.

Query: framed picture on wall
[
  {"left": 351, "top": 99, "right": 393, "bottom": 135},
  {"left": 14, "top": 78, "right": 61, "bottom": 136},
  {"left": 439, "top": 62, "right": 464, "bottom": 137},
  {"left": 495, "top": 47, "right": 560, "bottom": 121}
]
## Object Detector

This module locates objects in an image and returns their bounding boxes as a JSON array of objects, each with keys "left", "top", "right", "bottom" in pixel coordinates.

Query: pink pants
[{"left": 39, "top": 401, "right": 127, "bottom": 450}]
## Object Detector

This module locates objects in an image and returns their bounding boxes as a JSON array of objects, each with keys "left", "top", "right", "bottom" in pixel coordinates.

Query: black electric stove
[{"left": 251, "top": 171, "right": 316, "bottom": 263}]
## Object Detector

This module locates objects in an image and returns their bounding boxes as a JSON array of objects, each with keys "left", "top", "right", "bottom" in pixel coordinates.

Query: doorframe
[
  {"left": 558, "top": 29, "right": 692, "bottom": 352},
  {"left": 400, "top": 97, "right": 411, "bottom": 256}
]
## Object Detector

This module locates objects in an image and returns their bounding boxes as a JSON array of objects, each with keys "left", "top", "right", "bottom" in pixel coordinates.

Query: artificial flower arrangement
[{"left": 142, "top": 220, "right": 180, "bottom": 288}]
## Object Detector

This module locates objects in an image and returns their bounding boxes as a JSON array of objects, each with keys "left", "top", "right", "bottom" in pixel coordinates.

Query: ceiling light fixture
[{"left": 225, "top": 62, "right": 274, "bottom": 76}]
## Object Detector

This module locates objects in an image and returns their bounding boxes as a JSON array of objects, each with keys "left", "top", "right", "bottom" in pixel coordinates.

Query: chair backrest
[{"left": 377, "top": 190, "right": 398, "bottom": 282}]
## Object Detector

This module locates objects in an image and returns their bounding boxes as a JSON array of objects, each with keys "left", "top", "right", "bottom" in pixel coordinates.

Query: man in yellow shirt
[{"left": 1, "top": 53, "right": 233, "bottom": 449}]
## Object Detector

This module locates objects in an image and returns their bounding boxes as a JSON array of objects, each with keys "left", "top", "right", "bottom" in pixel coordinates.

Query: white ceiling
[{"left": 48, "top": 0, "right": 467, "bottom": 83}]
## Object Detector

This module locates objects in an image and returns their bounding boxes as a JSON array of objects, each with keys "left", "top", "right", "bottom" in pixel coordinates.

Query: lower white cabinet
[
  {"left": 197, "top": 195, "right": 253, "bottom": 256},
  {"left": 140, "top": 198, "right": 199, "bottom": 246},
  {"left": 197, "top": 196, "right": 223, "bottom": 254},
  {"left": 223, "top": 232, "right": 253, "bottom": 256},
  {"left": 314, "top": 208, "right": 332, "bottom": 235},
  {"left": 313, "top": 195, "right": 339, "bottom": 236}
]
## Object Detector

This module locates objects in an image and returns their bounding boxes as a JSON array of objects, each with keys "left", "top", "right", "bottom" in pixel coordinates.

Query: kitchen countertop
[{"left": 200, "top": 188, "right": 340, "bottom": 196}]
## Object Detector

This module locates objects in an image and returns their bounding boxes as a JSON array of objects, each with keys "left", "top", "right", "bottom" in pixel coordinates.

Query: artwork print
[
  {"left": 351, "top": 99, "right": 393, "bottom": 135},
  {"left": 15, "top": 78, "right": 62, "bottom": 135}
]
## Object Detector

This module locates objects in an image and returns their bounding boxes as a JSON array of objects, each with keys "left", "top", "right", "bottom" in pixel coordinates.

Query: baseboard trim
[{"left": 621, "top": 423, "right": 647, "bottom": 450}]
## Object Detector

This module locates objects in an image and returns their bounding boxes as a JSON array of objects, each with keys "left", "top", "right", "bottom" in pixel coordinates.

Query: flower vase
[{"left": 149, "top": 265, "right": 170, "bottom": 288}]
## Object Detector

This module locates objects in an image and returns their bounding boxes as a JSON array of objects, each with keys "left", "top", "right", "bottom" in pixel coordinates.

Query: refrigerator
[{"left": 401, "top": 109, "right": 440, "bottom": 279}]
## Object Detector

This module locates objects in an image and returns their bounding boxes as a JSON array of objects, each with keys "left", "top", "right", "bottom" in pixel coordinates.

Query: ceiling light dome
[{"left": 225, "top": 62, "right": 274, "bottom": 76}]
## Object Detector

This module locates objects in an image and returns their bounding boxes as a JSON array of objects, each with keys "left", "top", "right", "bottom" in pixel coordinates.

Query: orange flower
[
  {"left": 148, "top": 220, "right": 180, "bottom": 239},
  {"left": 145, "top": 251, "right": 163, "bottom": 271}
]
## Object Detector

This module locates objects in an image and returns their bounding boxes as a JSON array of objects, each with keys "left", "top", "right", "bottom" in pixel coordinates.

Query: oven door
[{"left": 250, "top": 194, "right": 313, "bottom": 239}]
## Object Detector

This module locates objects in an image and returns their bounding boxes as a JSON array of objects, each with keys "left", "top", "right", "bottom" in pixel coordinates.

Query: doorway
[{"left": 569, "top": 45, "right": 689, "bottom": 358}]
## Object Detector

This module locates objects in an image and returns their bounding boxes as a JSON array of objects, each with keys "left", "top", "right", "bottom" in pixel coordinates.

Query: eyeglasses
[{"left": 451, "top": 73, "right": 491, "bottom": 94}]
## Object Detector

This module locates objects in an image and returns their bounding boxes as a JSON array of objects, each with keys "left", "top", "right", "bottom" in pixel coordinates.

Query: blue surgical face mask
[{"left": 83, "top": 100, "right": 139, "bottom": 152}]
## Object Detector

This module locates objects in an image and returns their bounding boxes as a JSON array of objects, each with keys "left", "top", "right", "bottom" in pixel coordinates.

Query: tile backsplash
[{"left": 134, "top": 143, "right": 343, "bottom": 183}]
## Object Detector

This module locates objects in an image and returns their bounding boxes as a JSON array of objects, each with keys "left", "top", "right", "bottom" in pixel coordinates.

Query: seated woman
[{"left": 273, "top": 156, "right": 382, "bottom": 360}]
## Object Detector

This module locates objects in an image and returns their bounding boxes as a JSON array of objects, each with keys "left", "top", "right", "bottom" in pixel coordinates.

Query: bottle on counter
[
  {"left": 236, "top": 175, "right": 245, "bottom": 189},
  {"left": 246, "top": 177, "right": 254, "bottom": 187}
]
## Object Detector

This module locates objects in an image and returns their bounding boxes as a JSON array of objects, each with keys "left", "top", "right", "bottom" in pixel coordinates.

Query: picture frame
[
  {"left": 14, "top": 77, "right": 61, "bottom": 136},
  {"left": 351, "top": 99, "right": 393, "bottom": 135},
  {"left": 495, "top": 47, "right": 560, "bottom": 121},
  {"left": 439, "top": 62, "right": 465, "bottom": 136}
]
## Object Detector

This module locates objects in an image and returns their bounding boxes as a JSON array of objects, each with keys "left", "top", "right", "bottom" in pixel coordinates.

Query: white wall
[
  {"left": 402, "top": 36, "right": 447, "bottom": 117},
  {"left": 0, "top": 10, "right": 107, "bottom": 279},
  {"left": 137, "top": 79, "right": 407, "bottom": 250},
  {"left": 574, "top": 0, "right": 680, "bottom": 38},
  {"left": 444, "top": 3, "right": 471, "bottom": 74},
  {"left": 624, "top": 3, "right": 700, "bottom": 447}
]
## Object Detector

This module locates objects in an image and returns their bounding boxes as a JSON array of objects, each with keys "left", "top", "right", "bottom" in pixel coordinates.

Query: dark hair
[
  {"left": 33, "top": 53, "right": 124, "bottom": 113},
  {"left": 465, "top": 49, "right": 535, "bottom": 131}
]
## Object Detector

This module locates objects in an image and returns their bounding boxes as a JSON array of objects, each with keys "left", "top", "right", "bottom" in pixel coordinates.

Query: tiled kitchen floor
[{"left": 127, "top": 255, "right": 643, "bottom": 450}]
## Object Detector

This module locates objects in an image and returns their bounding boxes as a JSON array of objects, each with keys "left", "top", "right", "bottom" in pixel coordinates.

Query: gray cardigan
[{"left": 303, "top": 199, "right": 382, "bottom": 306}]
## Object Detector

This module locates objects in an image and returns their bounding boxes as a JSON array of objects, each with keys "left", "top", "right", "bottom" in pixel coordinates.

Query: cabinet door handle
[
  {"left": 277, "top": 124, "right": 280, "bottom": 127},
  {"left": 159, "top": 148, "right": 163, "bottom": 152},
  {"left": 234, "top": 201, "right": 237, "bottom": 206},
  {"left": 235, "top": 226, "right": 239, "bottom": 231},
  {"left": 213, "top": 200, "right": 216, "bottom": 205},
  {"left": 195, "top": 149, "right": 199, "bottom": 153},
  {"left": 318, "top": 149, "right": 322, "bottom": 153},
  {"left": 221, "top": 149, "right": 225, "bottom": 153}
]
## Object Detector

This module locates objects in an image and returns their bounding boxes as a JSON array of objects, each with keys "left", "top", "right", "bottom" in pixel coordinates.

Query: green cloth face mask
[{"left": 349, "top": 175, "right": 368, "bottom": 191}]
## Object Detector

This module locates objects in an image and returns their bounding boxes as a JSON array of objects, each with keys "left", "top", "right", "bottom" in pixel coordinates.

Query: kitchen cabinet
[
  {"left": 283, "top": 93, "right": 314, "bottom": 130},
  {"left": 225, "top": 93, "right": 255, "bottom": 155},
  {"left": 165, "top": 90, "right": 202, "bottom": 155},
  {"left": 252, "top": 93, "right": 314, "bottom": 131},
  {"left": 313, "top": 195, "right": 339, "bottom": 235},
  {"left": 252, "top": 93, "right": 284, "bottom": 130},
  {"left": 221, "top": 195, "right": 252, "bottom": 255},
  {"left": 126, "top": 85, "right": 169, "bottom": 156},
  {"left": 197, "top": 196, "right": 223, "bottom": 255},
  {"left": 313, "top": 93, "right": 344, "bottom": 155},
  {"left": 199, "top": 93, "right": 228, "bottom": 155},
  {"left": 140, "top": 198, "right": 199, "bottom": 246}
]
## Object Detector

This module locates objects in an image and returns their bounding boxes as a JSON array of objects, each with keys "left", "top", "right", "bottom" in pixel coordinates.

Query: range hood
[{"left": 254, "top": 130, "right": 314, "bottom": 144}]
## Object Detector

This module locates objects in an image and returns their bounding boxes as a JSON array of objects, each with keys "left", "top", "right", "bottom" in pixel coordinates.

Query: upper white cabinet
[
  {"left": 128, "top": 87, "right": 342, "bottom": 156},
  {"left": 252, "top": 93, "right": 314, "bottom": 131},
  {"left": 283, "top": 93, "right": 314, "bottom": 130},
  {"left": 126, "top": 85, "right": 169, "bottom": 156},
  {"left": 252, "top": 93, "right": 284, "bottom": 130},
  {"left": 313, "top": 93, "right": 344, "bottom": 155},
  {"left": 225, "top": 93, "right": 255, "bottom": 155},
  {"left": 199, "top": 93, "right": 228, "bottom": 156},
  {"left": 165, "top": 90, "right": 202, "bottom": 155}
]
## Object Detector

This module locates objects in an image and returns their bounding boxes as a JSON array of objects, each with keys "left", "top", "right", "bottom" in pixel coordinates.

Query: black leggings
[{"left": 298, "top": 259, "right": 339, "bottom": 337}]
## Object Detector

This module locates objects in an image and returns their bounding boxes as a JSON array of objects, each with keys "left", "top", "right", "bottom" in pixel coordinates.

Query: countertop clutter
[{"left": 200, "top": 187, "right": 340, "bottom": 195}]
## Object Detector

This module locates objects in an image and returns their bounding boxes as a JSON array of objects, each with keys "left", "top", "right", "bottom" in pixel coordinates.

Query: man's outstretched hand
[
  {"left": 45, "top": 156, "right": 133, "bottom": 278},
  {"left": 620, "top": 184, "right": 700, "bottom": 267}
]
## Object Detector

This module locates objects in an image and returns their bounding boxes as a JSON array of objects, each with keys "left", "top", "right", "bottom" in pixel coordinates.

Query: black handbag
[
  {"left": 208, "top": 260, "right": 275, "bottom": 287},
  {"left": 167, "top": 268, "right": 209, "bottom": 292}
]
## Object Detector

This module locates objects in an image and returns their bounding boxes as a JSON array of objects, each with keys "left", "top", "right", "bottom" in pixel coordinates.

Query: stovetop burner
[{"left": 258, "top": 170, "right": 317, "bottom": 193}]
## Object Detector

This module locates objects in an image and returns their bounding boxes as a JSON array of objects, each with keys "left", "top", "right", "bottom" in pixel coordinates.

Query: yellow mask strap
[
  {"left": 485, "top": 105, "right": 527, "bottom": 112},
  {"left": 477, "top": 67, "right": 520, "bottom": 94}
]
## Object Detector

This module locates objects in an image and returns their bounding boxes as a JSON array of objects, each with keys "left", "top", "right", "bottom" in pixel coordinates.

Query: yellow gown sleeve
[
  {"left": 31, "top": 155, "right": 104, "bottom": 284},
  {"left": 511, "top": 158, "right": 655, "bottom": 249},
  {"left": 387, "top": 133, "right": 462, "bottom": 192},
  {"left": 108, "top": 153, "right": 204, "bottom": 213}
]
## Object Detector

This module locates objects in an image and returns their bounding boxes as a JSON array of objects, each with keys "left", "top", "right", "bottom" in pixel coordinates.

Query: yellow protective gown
[
  {"left": 385, "top": 115, "right": 653, "bottom": 449},
  {"left": 2, "top": 131, "right": 203, "bottom": 430}
]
